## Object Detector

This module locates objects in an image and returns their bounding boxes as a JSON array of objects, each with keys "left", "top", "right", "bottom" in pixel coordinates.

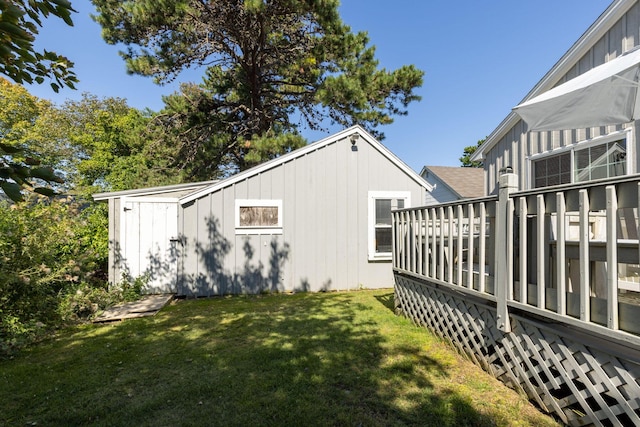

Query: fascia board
[{"left": 93, "top": 180, "right": 218, "bottom": 201}]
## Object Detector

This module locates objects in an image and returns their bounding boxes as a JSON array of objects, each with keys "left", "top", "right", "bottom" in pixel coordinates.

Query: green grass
[{"left": 0, "top": 290, "right": 559, "bottom": 426}]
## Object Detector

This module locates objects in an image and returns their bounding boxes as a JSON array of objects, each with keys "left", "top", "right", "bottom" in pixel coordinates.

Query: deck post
[{"left": 495, "top": 170, "right": 518, "bottom": 333}]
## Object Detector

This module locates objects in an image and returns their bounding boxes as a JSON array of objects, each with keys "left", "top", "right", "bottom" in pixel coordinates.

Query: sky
[{"left": 24, "top": 0, "right": 613, "bottom": 173}]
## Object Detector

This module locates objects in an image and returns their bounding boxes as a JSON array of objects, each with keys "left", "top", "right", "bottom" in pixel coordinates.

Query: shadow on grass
[
  {"left": 0, "top": 292, "right": 538, "bottom": 426},
  {"left": 374, "top": 291, "right": 396, "bottom": 313}
]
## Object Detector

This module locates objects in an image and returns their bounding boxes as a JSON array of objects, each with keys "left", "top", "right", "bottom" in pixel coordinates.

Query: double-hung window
[
  {"left": 530, "top": 132, "right": 629, "bottom": 189},
  {"left": 368, "top": 191, "right": 411, "bottom": 261}
]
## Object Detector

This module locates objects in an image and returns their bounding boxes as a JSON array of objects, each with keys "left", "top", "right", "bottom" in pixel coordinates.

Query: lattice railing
[{"left": 395, "top": 274, "right": 640, "bottom": 426}]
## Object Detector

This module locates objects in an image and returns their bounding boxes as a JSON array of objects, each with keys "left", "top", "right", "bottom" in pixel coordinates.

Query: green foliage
[
  {"left": 115, "top": 273, "right": 147, "bottom": 302},
  {"left": 0, "top": 77, "right": 64, "bottom": 201},
  {"left": 0, "top": 197, "right": 113, "bottom": 354},
  {"left": 0, "top": 81, "right": 174, "bottom": 354},
  {"left": 57, "top": 274, "right": 144, "bottom": 322},
  {"left": 57, "top": 282, "right": 116, "bottom": 321},
  {"left": 0, "top": 0, "right": 79, "bottom": 201},
  {"left": 0, "top": 80, "right": 182, "bottom": 199},
  {"left": 0, "top": 0, "right": 78, "bottom": 92},
  {"left": 0, "top": 197, "right": 90, "bottom": 351},
  {"left": 52, "top": 93, "right": 183, "bottom": 194},
  {"left": 460, "top": 138, "right": 485, "bottom": 168},
  {"left": 243, "top": 131, "right": 307, "bottom": 166},
  {"left": 93, "top": 0, "right": 424, "bottom": 178}
]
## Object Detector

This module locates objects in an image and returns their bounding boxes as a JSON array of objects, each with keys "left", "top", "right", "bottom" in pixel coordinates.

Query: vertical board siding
[
  {"left": 609, "top": 16, "right": 624, "bottom": 57},
  {"left": 198, "top": 194, "right": 211, "bottom": 295},
  {"left": 346, "top": 142, "right": 359, "bottom": 288},
  {"left": 282, "top": 159, "right": 296, "bottom": 290},
  {"left": 178, "top": 135, "right": 428, "bottom": 295},
  {"left": 335, "top": 139, "right": 349, "bottom": 289},
  {"left": 104, "top": 186, "right": 213, "bottom": 294},
  {"left": 485, "top": 3, "right": 640, "bottom": 194},
  {"left": 356, "top": 135, "right": 371, "bottom": 285},
  {"left": 108, "top": 198, "right": 119, "bottom": 285},
  {"left": 181, "top": 202, "right": 197, "bottom": 296},
  {"left": 626, "top": 3, "right": 640, "bottom": 48},
  {"left": 323, "top": 144, "right": 338, "bottom": 290},
  {"left": 293, "top": 152, "right": 311, "bottom": 289}
]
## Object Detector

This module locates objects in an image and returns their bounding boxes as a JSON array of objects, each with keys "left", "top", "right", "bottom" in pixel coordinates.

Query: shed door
[{"left": 120, "top": 198, "right": 179, "bottom": 294}]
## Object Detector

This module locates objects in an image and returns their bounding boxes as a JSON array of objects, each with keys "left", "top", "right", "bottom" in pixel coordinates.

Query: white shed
[{"left": 94, "top": 181, "right": 216, "bottom": 293}]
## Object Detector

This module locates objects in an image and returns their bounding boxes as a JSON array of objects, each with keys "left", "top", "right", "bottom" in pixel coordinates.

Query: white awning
[{"left": 513, "top": 47, "right": 640, "bottom": 131}]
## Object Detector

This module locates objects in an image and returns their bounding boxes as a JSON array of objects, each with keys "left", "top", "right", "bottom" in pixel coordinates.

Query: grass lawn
[{"left": 1, "top": 290, "right": 559, "bottom": 426}]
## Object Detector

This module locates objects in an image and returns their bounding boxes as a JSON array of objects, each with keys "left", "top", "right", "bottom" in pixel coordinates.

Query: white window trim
[
  {"left": 525, "top": 128, "right": 632, "bottom": 189},
  {"left": 367, "top": 191, "right": 411, "bottom": 261},
  {"left": 235, "top": 199, "right": 283, "bottom": 235}
]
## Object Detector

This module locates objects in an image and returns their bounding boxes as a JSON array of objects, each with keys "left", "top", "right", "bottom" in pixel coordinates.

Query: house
[
  {"left": 95, "top": 126, "right": 432, "bottom": 296},
  {"left": 391, "top": 2, "right": 640, "bottom": 425},
  {"left": 420, "top": 166, "right": 484, "bottom": 204},
  {"left": 471, "top": 0, "right": 640, "bottom": 194},
  {"left": 466, "top": 0, "right": 640, "bottom": 295}
]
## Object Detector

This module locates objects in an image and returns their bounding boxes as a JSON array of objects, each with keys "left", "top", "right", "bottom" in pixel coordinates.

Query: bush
[
  {"left": 57, "top": 282, "right": 116, "bottom": 322},
  {"left": 117, "top": 273, "right": 147, "bottom": 302},
  {"left": 0, "top": 197, "right": 120, "bottom": 355},
  {"left": 57, "top": 275, "right": 146, "bottom": 322}
]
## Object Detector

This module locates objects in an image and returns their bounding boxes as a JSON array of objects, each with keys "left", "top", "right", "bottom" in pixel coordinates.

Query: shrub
[
  {"left": 117, "top": 273, "right": 147, "bottom": 302},
  {"left": 57, "top": 274, "right": 146, "bottom": 323},
  {"left": 0, "top": 197, "right": 113, "bottom": 355},
  {"left": 57, "top": 282, "right": 116, "bottom": 322}
]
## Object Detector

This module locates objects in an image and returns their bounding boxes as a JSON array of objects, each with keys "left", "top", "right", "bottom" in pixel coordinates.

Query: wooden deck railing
[{"left": 393, "top": 173, "right": 640, "bottom": 346}]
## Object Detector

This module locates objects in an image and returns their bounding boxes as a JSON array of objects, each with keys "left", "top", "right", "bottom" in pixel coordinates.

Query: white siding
[{"left": 115, "top": 199, "right": 179, "bottom": 293}]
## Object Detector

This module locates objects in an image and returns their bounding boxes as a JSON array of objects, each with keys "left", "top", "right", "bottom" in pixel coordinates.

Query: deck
[{"left": 392, "top": 173, "right": 640, "bottom": 426}]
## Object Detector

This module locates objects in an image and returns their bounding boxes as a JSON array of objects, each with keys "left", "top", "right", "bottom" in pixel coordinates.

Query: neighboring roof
[
  {"left": 180, "top": 125, "right": 432, "bottom": 205},
  {"left": 472, "top": 0, "right": 634, "bottom": 162},
  {"left": 420, "top": 166, "right": 485, "bottom": 199},
  {"left": 93, "top": 180, "right": 218, "bottom": 201}
]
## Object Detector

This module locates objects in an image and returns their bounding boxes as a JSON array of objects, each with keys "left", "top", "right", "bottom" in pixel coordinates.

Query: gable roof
[
  {"left": 93, "top": 180, "right": 218, "bottom": 201},
  {"left": 420, "top": 166, "right": 485, "bottom": 199},
  {"left": 180, "top": 125, "right": 432, "bottom": 205},
  {"left": 471, "top": 0, "right": 634, "bottom": 162}
]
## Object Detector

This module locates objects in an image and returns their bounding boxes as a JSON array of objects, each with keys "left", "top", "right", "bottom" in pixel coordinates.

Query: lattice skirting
[{"left": 394, "top": 273, "right": 640, "bottom": 427}]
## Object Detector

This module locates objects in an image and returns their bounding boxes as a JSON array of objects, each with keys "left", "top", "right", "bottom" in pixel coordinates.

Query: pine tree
[{"left": 92, "top": 0, "right": 424, "bottom": 179}]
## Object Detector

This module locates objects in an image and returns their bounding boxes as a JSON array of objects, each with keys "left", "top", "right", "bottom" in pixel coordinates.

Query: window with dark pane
[{"left": 533, "top": 152, "right": 570, "bottom": 188}]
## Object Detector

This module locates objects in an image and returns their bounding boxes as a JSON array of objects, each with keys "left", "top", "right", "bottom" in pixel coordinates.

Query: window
[
  {"left": 235, "top": 199, "right": 282, "bottom": 234},
  {"left": 533, "top": 152, "right": 571, "bottom": 187},
  {"left": 368, "top": 191, "right": 411, "bottom": 261},
  {"left": 530, "top": 132, "right": 629, "bottom": 189},
  {"left": 574, "top": 139, "right": 626, "bottom": 182}
]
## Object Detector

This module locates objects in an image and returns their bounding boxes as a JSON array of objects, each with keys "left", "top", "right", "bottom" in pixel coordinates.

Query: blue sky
[{"left": 24, "top": 0, "right": 611, "bottom": 172}]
